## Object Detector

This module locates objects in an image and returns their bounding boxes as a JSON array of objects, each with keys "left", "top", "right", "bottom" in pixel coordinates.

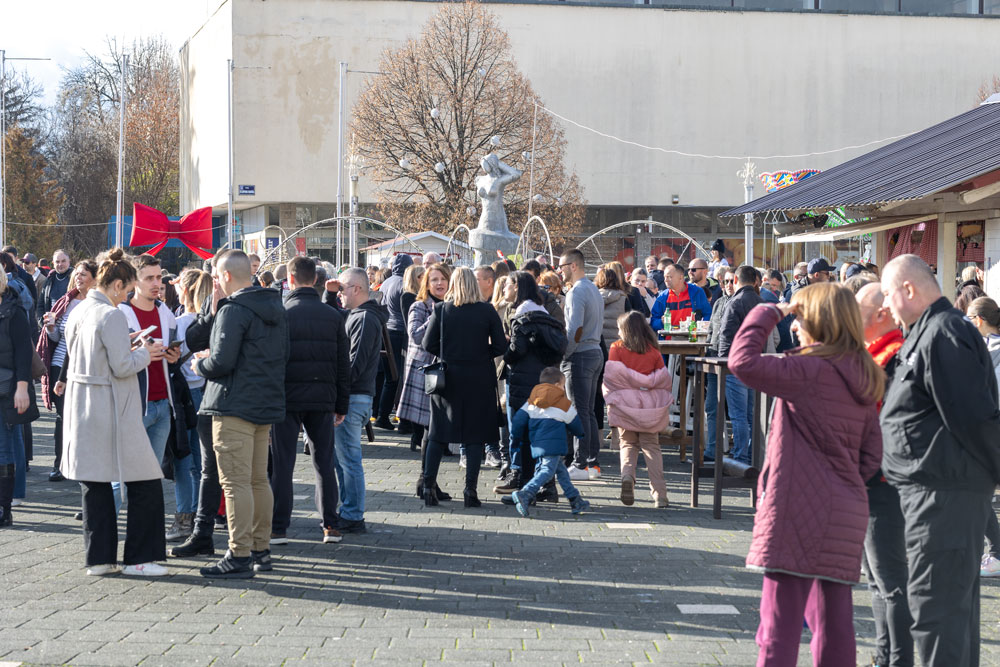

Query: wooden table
[
  {"left": 688, "top": 356, "right": 765, "bottom": 519},
  {"left": 657, "top": 337, "right": 709, "bottom": 462}
]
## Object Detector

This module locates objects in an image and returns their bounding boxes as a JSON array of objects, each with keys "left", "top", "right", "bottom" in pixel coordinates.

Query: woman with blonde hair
[
  {"left": 398, "top": 263, "right": 452, "bottom": 498},
  {"left": 420, "top": 267, "right": 505, "bottom": 508},
  {"left": 728, "top": 282, "right": 883, "bottom": 666},
  {"left": 400, "top": 264, "right": 426, "bottom": 326}
]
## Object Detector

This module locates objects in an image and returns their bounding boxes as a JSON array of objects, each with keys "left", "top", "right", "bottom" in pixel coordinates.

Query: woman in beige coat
[{"left": 60, "top": 248, "right": 168, "bottom": 577}]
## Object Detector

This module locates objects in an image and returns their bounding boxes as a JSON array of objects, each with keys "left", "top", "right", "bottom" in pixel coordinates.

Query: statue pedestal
[{"left": 469, "top": 227, "right": 519, "bottom": 267}]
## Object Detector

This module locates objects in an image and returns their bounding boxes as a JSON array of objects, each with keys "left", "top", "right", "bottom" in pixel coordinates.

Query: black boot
[
  {"left": 170, "top": 531, "right": 216, "bottom": 557},
  {"left": 434, "top": 484, "right": 452, "bottom": 502},
  {"left": 415, "top": 475, "right": 425, "bottom": 499},
  {"left": 536, "top": 479, "right": 559, "bottom": 503},
  {"left": 464, "top": 489, "right": 481, "bottom": 508},
  {"left": 423, "top": 478, "right": 439, "bottom": 507},
  {"left": 0, "top": 464, "right": 14, "bottom": 528}
]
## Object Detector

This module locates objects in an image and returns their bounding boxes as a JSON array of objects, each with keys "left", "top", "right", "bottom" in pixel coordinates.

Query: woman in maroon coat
[{"left": 728, "top": 282, "right": 884, "bottom": 667}]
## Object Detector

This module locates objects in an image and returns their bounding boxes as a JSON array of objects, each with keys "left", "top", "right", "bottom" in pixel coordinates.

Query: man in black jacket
[
  {"left": 880, "top": 254, "right": 1000, "bottom": 666},
  {"left": 171, "top": 256, "right": 228, "bottom": 559},
  {"left": 36, "top": 249, "right": 71, "bottom": 325},
  {"left": 270, "top": 257, "right": 350, "bottom": 545},
  {"left": 193, "top": 250, "right": 288, "bottom": 579},
  {"left": 334, "top": 268, "right": 388, "bottom": 534},
  {"left": 716, "top": 265, "right": 762, "bottom": 465},
  {"left": 374, "top": 253, "right": 413, "bottom": 431}
]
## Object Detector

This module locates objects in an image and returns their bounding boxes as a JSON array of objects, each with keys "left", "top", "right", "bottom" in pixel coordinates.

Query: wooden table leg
[
  {"left": 713, "top": 367, "right": 726, "bottom": 520},
  {"left": 690, "top": 365, "right": 705, "bottom": 508},
  {"left": 677, "top": 353, "right": 688, "bottom": 463}
]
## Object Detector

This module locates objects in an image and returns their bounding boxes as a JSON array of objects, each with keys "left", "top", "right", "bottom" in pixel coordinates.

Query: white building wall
[{"left": 180, "top": 0, "right": 1000, "bottom": 214}]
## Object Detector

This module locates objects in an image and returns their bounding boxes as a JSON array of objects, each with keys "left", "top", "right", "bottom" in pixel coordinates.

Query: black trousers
[
  {"left": 377, "top": 329, "right": 407, "bottom": 421},
  {"left": 985, "top": 507, "right": 1000, "bottom": 558},
  {"left": 897, "top": 483, "right": 991, "bottom": 667},
  {"left": 425, "top": 440, "right": 483, "bottom": 491},
  {"left": 863, "top": 480, "right": 913, "bottom": 667},
  {"left": 50, "top": 365, "right": 65, "bottom": 470},
  {"left": 270, "top": 411, "right": 339, "bottom": 532},
  {"left": 81, "top": 479, "right": 165, "bottom": 566},
  {"left": 193, "top": 413, "right": 222, "bottom": 536}
]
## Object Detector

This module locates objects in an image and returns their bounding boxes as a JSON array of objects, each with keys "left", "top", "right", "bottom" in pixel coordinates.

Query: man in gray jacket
[
  {"left": 193, "top": 251, "right": 288, "bottom": 579},
  {"left": 704, "top": 267, "right": 735, "bottom": 461},
  {"left": 557, "top": 249, "right": 604, "bottom": 480}
]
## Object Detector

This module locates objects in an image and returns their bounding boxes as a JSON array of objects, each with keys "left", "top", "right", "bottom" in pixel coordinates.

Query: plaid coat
[{"left": 396, "top": 298, "right": 438, "bottom": 426}]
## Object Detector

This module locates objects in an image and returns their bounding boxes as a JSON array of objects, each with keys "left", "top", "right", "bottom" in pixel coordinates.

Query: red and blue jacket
[{"left": 650, "top": 283, "right": 711, "bottom": 330}]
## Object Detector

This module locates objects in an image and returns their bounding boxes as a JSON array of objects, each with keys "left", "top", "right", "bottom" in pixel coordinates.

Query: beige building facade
[{"left": 180, "top": 0, "right": 1000, "bottom": 260}]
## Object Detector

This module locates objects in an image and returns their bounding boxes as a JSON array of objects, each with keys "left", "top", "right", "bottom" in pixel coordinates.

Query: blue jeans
[
  {"left": 334, "top": 394, "right": 372, "bottom": 522},
  {"left": 1, "top": 422, "right": 25, "bottom": 498},
  {"left": 114, "top": 398, "right": 171, "bottom": 510},
  {"left": 518, "top": 456, "right": 581, "bottom": 503},
  {"left": 705, "top": 373, "right": 719, "bottom": 460},
  {"left": 725, "top": 375, "right": 753, "bottom": 464},
  {"left": 173, "top": 387, "right": 203, "bottom": 514},
  {"left": 561, "top": 348, "right": 604, "bottom": 468}
]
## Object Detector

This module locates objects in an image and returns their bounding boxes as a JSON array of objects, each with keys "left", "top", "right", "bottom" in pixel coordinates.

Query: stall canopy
[{"left": 722, "top": 95, "right": 1000, "bottom": 244}]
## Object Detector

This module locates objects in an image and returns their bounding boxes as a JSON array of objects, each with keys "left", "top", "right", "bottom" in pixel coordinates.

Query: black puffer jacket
[
  {"left": 503, "top": 307, "right": 567, "bottom": 413},
  {"left": 195, "top": 286, "right": 288, "bottom": 425},
  {"left": 283, "top": 287, "right": 350, "bottom": 414},
  {"left": 718, "top": 285, "right": 763, "bottom": 359}
]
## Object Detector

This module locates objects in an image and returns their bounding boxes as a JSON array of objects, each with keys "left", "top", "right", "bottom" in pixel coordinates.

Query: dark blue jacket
[{"left": 510, "top": 384, "right": 584, "bottom": 458}]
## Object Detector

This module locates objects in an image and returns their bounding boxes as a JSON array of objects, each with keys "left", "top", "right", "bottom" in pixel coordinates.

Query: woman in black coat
[
  {"left": 502, "top": 271, "right": 567, "bottom": 491},
  {"left": 422, "top": 267, "right": 505, "bottom": 508}
]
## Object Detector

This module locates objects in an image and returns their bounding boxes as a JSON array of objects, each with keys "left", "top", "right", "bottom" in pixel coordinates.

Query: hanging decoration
[
  {"left": 130, "top": 203, "right": 215, "bottom": 259},
  {"left": 758, "top": 169, "right": 820, "bottom": 193}
]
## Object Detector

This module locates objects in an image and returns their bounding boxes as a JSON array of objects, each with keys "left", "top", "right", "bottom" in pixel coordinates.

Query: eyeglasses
[{"left": 558, "top": 263, "right": 573, "bottom": 269}]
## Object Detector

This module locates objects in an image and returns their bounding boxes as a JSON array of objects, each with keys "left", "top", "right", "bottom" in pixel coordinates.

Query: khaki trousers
[
  {"left": 618, "top": 428, "right": 667, "bottom": 502},
  {"left": 213, "top": 415, "right": 273, "bottom": 557}
]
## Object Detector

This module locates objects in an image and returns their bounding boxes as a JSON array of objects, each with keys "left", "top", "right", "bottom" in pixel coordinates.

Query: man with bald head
[
  {"left": 855, "top": 282, "right": 913, "bottom": 667},
  {"left": 193, "top": 250, "right": 288, "bottom": 579},
  {"left": 880, "top": 254, "right": 1000, "bottom": 665}
]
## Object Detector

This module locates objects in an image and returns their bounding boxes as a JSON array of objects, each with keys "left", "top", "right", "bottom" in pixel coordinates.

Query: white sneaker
[
  {"left": 588, "top": 466, "right": 602, "bottom": 480},
  {"left": 86, "top": 564, "right": 120, "bottom": 576},
  {"left": 568, "top": 465, "right": 589, "bottom": 481},
  {"left": 11, "top": 498, "right": 23, "bottom": 507},
  {"left": 982, "top": 555, "right": 1000, "bottom": 577},
  {"left": 122, "top": 562, "right": 168, "bottom": 577}
]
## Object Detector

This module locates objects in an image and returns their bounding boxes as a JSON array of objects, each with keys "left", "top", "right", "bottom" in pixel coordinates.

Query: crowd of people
[{"left": 2, "top": 241, "right": 1000, "bottom": 665}]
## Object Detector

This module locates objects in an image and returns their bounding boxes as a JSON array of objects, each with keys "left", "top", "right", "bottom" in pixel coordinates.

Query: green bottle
[{"left": 688, "top": 318, "right": 698, "bottom": 342}]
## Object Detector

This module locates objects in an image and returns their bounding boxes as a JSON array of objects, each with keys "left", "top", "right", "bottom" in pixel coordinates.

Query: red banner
[{"left": 130, "top": 203, "right": 214, "bottom": 259}]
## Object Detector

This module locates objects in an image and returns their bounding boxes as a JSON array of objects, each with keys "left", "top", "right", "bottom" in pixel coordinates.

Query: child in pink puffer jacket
[{"left": 602, "top": 311, "right": 673, "bottom": 507}]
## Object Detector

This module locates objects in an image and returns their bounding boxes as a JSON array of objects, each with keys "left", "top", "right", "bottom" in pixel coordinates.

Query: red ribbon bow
[{"left": 129, "top": 203, "right": 215, "bottom": 259}]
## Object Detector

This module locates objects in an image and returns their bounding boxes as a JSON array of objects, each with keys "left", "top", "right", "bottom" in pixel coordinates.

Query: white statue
[{"left": 469, "top": 153, "right": 521, "bottom": 265}]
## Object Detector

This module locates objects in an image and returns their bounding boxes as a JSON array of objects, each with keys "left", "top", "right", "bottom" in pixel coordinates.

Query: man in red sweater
[{"left": 856, "top": 282, "right": 912, "bottom": 667}]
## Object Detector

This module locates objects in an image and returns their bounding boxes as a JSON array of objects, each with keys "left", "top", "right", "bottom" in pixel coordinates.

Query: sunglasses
[
  {"left": 723, "top": 279, "right": 734, "bottom": 284},
  {"left": 688, "top": 267, "right": 706, "bottom": 272}
]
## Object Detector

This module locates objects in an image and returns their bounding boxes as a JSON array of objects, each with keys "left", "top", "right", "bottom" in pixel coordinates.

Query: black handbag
[
  {"left": 422, "top": 303, "right": 447, "bottom": 395},
  {"left": 4, "top": 383, "right": 39, "bottom": 425}
]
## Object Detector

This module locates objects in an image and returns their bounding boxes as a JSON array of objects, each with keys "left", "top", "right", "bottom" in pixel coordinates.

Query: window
[
  {"left": 821, "top": 0, "right": 897, "bottom": 10},
  {"left": 900, "top": 0, "right": 978, "bottom": 12}
]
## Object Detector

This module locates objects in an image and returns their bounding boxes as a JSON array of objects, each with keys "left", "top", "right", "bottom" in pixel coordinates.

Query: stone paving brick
[{"left": 8, "top": 406, "right": 999, "bottom": 665}]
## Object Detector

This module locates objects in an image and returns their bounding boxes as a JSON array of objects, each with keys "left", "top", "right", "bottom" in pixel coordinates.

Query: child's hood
[{"left": 525, "top": 383, "right": 577, "bottom": 424}]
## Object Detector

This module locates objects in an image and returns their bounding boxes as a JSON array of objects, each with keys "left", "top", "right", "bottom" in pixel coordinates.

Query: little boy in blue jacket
[{"left": 502, "top": 367, "right": 591, "bottom": 517}]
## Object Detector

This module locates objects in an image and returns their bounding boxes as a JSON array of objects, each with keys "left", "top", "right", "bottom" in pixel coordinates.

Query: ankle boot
[
  {"left": 434, "top": 484, "right": 452, "bottom": 502},
  {"left": 423, "top": 480, "right": 439, "bottom": 507},
  {"left": 415, "top": 475, "right": 426, "bottom": 499},
  {"left": 0, "top": 464, "right": 14, "bottom": 528},
  {"left": 463, "top": 489, "right": 481, "bottom": 508}
]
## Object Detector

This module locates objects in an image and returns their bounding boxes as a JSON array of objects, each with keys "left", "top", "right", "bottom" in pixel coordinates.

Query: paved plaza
[{"left": 3, "top": 408, "right": 1000, "bottom": 666}]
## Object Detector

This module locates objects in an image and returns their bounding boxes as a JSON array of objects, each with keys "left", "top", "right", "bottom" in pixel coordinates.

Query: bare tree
[
  {"left": 979, "top": 76, "right": 1000, "bottom": 104},
  {"left": 351, "top": 1, "right": 585, "bottom": 247},
  {"left": 47, "top": 36, "right": 179, "bottom": 256}
]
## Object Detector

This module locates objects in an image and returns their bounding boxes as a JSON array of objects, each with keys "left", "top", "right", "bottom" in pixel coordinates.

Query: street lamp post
[
  {"left": 738, "top": 159, "right": 757, "bottom": 266},
  {"left": 0, "top": 50, "right": 50, "bottom": 248},
  {"left": 115, "top": 55, "right": 129, "bottom": 247},
  {"left": 227, "top": 58, "right": 235, "bottom": 249}
]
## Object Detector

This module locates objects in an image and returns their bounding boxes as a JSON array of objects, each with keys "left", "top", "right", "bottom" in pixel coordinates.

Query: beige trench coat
[{"left": 60, "top": 290, "right": 162, "bottom": 483}]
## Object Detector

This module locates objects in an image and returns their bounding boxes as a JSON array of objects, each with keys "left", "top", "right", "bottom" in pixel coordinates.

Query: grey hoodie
[{"left": 381, "top": 254, "right": 414, "bottom": 332}]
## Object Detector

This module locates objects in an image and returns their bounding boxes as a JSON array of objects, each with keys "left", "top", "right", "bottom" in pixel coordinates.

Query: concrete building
[{"left": 179, "top": 0, "right": 1000, "bottom": 267}]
